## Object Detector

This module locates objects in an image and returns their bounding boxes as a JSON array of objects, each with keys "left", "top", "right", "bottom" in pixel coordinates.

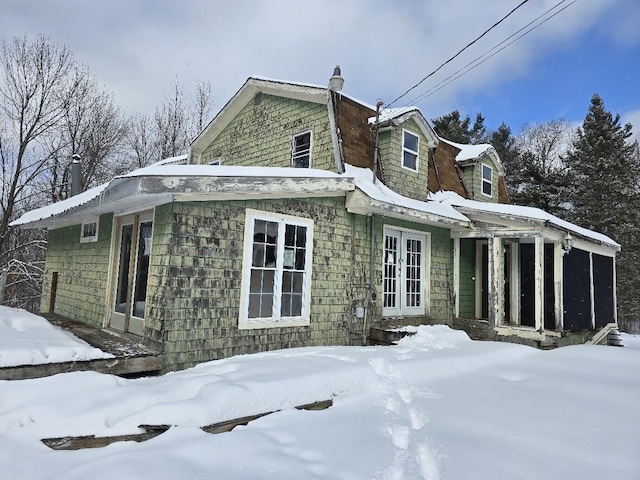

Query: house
[{"left": 11, "top": 68, "right": 620, "bottom": 372}]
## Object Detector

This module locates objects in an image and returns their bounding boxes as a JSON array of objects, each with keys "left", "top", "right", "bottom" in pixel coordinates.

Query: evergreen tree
[
  {"left": 565, "top": 94, "right": 639, "bottom": 235},
  {"left": 432, "top": 110, "right": 487, "bottom": 144},
  {"left": 565, "top": 94, "right": 640, "bottom": 324}
]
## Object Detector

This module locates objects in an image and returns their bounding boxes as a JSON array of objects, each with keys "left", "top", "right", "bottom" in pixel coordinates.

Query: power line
[
  {"left": 386, "top": 0, "right": 531, "bottom": 108},
  {"left": 406, "top": 0, "right": 578, "bottom": 106}
]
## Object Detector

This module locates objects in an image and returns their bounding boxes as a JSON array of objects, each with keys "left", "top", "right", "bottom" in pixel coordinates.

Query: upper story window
[
  {"left": 291, "top": 131, "right": 312, "bottom": 168},
  {"left": 402, "top": 129, "right": 419, "bottom": 171},
  {"left": 481, "top": 164, "right": 493, "bottom": 197},
  {"left": 80, "top": 218, "right": 99, "bottom": 243},
  {"left": 209, "top": 158, "right": 222, "bottom": 166},
  {"left": 239, "top": 209, "right": 314, "bottom": 329}
]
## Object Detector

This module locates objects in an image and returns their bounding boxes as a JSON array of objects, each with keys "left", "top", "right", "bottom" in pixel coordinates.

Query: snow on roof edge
[{"left": 430, "top": 190, "right": 619, "bottom": 248}]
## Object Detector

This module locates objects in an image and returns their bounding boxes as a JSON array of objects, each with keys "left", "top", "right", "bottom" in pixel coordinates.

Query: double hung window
[
  {"left": 482, "top": 164, "right": 493, "bottom": 197},
  {"left": 291, "top": 131, "right": 312, "bottom": 168},
  {"left": 240, "top": 210, "right": 314, "bottom": 328},
  {"left": 402, "top": 129, "right": 419, "bottom": 171},
  {"left": 383, "top": 227, "right": 429, "bottom": 317}
]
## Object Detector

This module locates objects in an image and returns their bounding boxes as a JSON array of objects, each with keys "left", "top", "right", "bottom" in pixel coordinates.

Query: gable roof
[
  {"left": 439, "top": 137, "right": 505, "bottom": 176},
  {"left": 190, "top": 77, "right": 329, "bottom": 164},
  {"left": 369, "top": 106, "right": 439, "bottom": 147}
]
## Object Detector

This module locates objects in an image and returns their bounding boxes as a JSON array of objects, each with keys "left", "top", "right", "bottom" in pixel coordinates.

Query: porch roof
[
  {"left": 11, "top": 164, "right": 357, "bottom": 230},
  {"left": 430, "top": 191, "right": 620, "bottom": 250},
  {"left": 345, "top": 165, "right": 471, "bottom": 228},
  {"left": 12, "top": 163, "right": 470, "bottom": 231}
]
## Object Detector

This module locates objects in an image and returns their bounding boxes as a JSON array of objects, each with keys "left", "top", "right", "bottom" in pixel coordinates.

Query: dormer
[
  {"left": 370, "top": 107, "right": 438, "bottom": 201},
  {"left": 438, "top": 138, "right": 507, "bottom": 203}
]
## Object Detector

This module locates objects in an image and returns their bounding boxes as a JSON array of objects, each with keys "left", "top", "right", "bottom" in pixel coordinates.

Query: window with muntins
[
  {"left": 402, "top": 129, "right": 419, "bottom": 171},
  {"left": 383, "top": 228, "right": 428, "bottom": 316},
  {"left": 291, "top": 131, "right": 312, "bottom": 168},
  {"left": 482, "top": 164, "right": 493, "bottom": 197},
  {"left": 80, "top": 219, "right": 99, "bottom": 243},
  {"left": 240, "top": 210, "right": 314, "bottom": 328}
]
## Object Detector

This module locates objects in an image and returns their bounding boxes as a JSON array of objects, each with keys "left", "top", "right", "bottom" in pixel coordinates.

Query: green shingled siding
[
  {"left": 377, "top": 119, "right": 431, "bottom": 201},
  {"left": 147, "top": 197, "right": 371, "bottom": 372},
  {"left": 461, "top": 155, "right": 499, "bottom": 202},
  {"left": 200, "top": 94, "right": 335, "bottom": 170},
  {"left": 41, "top": 214, "right": 113, "bottom": 329},
  {"left": 459, "top": 238, "right": 476, "bottom": 318}
]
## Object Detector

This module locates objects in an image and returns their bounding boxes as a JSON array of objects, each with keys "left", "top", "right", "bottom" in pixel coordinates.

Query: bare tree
[
  {"left": 508, "top": 119, "right": 575, "bottom": 215},
  {"left": 153, "top": 78, "right": 214, "bottom": 160},
  {"left": 125, "top": 112, "right": 158, "bottom": 170},
  {"left": 155, "top": 78, "right": 190, "bottom": 159},
  {"left": 44, "top": 68, "right": 126, "bottom": 202},
  {"left": 0, "top": 35, "right": 78, "bottom": 263},
  {"left": 190, "top": 79, "right": 214, "bottom": 138}
]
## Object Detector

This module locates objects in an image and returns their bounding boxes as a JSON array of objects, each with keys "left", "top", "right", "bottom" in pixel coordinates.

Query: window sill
[{"left": 238, "top": 318, "right": 310, "bottom": 330}]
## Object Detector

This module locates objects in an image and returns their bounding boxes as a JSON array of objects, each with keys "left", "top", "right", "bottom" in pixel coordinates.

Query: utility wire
[
  {"left": 406, "top": 0, "right": 578, "bottom": 105},
  {"left": 386, "top": 0, "right": 530, "bottom": 108}
]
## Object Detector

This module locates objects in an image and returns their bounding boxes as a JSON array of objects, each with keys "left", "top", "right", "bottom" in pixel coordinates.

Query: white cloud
[
  {"left": 622, "top": 110, "right": 640, "bottom": 143},
  {"left": 0, "top": 0, "right": 629, "bottom": 121}
]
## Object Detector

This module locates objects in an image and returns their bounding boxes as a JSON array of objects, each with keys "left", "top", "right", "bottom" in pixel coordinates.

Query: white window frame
[
  {"left": 291, "top": 130, "right": 313, "bottom": 168},
  {"left": 481, "top": 163, "right": 493, "bottom": 197},
  {"left": 382, "top": 226, "right": 430, "bottom": 317},
  {"left": 209, "top": 158, "right": 222, "bottom": 166},
  {"left": 401, "top": 129, "right": 420, "bottom": 171},
  {"left": 239, "top": 209, "right": 314, "bottom": 329},
  {"left": 80, "top": 218, "right": 99, "bottom": 243}
]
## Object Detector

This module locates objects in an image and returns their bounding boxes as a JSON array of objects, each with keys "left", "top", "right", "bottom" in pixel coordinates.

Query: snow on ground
[
  {"left": 1, "top": 324, "right": 639, "bottom": 480},
  {"left": 0, "top": 307, "right": 113, "bottom": 367}
]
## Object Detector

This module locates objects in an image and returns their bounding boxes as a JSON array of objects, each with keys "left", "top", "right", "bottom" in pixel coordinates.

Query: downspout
[{"left": 363, "top": 101, "right": 384, "bottom": 345}]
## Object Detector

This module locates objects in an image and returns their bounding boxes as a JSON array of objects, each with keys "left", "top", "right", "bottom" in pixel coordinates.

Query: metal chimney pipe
[
  {"left": 328, "top": 65, "right": 344, "bottom": 92},
  {"left": 71, "top": 154, "right": 82, "bottom": 196}
]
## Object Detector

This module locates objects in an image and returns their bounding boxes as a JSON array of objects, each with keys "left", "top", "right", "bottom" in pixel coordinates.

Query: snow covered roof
[
  {"left": 345, "top": 165, "right": 470, "bottom": 227},
  {"left": 431, "top": 191, "right": 619, "bottom": 249},
  {"left": 368, "top": 106, "right": 421, "bottom": 125},
  {"left": 439, "top": 138, "right": 493, "bottom": 161},
  {"left": 11, "top": 163, "right": 356, "bottom": 229}
]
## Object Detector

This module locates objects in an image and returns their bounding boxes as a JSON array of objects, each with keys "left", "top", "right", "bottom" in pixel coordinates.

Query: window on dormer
[
  {"left": 482, "top": 164, "right": 493, "bottom": 197},
  {"left": 291, "top": 131, "right": 312, "bottom": 168},
  {"left": 402, "top": 130, "right": 419, "bottom": 171}
]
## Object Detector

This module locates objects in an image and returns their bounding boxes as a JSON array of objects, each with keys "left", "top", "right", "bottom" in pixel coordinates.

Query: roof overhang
[
  {"left": 346, "top": 189, "right": 470, "bottom": 229},
  {"left": 12, "top": 168, "right": 356, "bottom": 230},
  {"left": 374, "top": 108, "right": 439, "bottom": 147},
  {"left": 451, "top": 206, "right": 620, "bottom": 254}
]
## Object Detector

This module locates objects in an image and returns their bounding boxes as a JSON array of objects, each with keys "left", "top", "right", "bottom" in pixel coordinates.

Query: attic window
[
  {"left": 80, "top": 218, "right": 99, "bottom": 243},
  {"left": 482, "top": 164, "right": 493, "bottom": 197},
  {"left": 291, "top": 131, "right": 312, "bottom": 168},
  {"left": 209, "top": 158, "right": 221, "bottom": 166},
  {"left": 402, "top": 130, "right": 419, "bottom": 171}
]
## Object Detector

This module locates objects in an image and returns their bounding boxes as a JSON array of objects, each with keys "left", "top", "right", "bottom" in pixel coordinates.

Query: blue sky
[{"left": 1, "top": 0, "right": 638, "bottom": 141}]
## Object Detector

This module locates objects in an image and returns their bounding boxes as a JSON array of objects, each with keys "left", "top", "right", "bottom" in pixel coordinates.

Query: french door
[
  {"left": 383, "top": 228, "right": 428, "bottom": 317},
  {"left": 109, "top": 212, "right": 153, "bottom": 336}
]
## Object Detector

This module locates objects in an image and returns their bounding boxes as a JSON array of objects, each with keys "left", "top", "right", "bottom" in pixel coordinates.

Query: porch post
[
  {"left": 453, "top": 237, "right": 460, "bottom": 317},
  {"left": 510, "top": 242, "right": 520, "bottom": 325},
  {"left": 589, "top": 252, "right": 596, "bottom": 329},
  {"left": 554, "top": 242, "right": 564, "bottom": 331},
  {"left": 534, "top": 236, "right": 544, "bottom": 332},
  {"left": 488, "top": 236, "right": 503, "bottom": 327}
]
